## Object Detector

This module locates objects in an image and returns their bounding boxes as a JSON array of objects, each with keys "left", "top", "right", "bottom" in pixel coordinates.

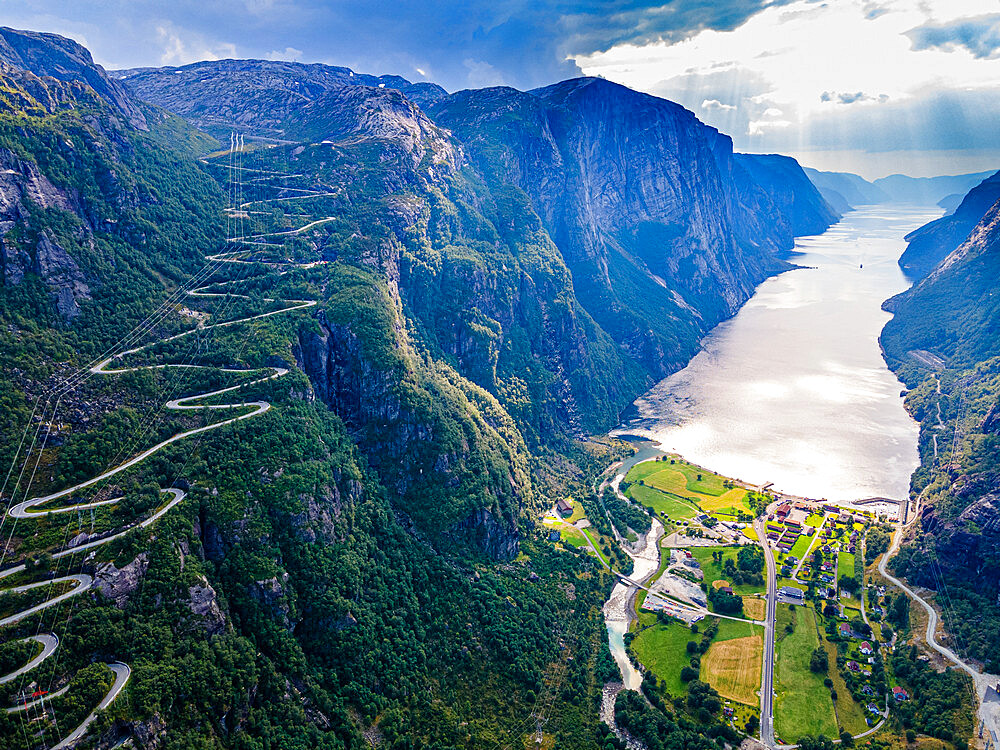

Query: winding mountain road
[{"left": 0, "top": 140, "right": 322, "bottom": 747}]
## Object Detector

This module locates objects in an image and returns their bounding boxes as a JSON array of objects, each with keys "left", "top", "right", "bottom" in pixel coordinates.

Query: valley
[{"left": 0, "top": 18, "right": 995, "bottom": 750}]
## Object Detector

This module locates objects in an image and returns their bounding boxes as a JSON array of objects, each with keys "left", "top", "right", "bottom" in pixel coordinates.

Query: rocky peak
[{"left": 0, "top": 26, "right": 147, "bottom": 130}]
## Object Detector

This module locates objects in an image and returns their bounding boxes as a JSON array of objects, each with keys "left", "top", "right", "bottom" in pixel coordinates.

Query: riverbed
[{"left": 615, "top": 205, "right": 942, "bottom": 503}]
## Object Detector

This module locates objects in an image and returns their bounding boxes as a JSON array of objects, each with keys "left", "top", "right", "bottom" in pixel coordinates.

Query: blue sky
[{"left": 3, "top": 0, "right": 1000, "bottom": 177}]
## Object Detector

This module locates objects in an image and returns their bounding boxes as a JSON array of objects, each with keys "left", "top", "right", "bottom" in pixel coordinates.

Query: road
[
  {"left": 0, "top": 147, "right": 322, "bottom": 747},
  {"left": 50, "top": 662, "right": 131, "bottom": 750},
  {"left": 755, "top": 515, "right": 778, "bottom": 747},
  {"left": 878, "top": 521, "right": 1000, "bottom": 746},
  {"left": 0, "top": 574, "right": 93, "bottom": 627},
  {"left": 0, "top": 634, "right": 58, "bottom": 685}
]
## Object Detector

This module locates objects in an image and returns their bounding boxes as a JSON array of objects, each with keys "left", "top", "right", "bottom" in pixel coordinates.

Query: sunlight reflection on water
[{"left": 616, "top": 205, "right": 943, "bottom": 502}]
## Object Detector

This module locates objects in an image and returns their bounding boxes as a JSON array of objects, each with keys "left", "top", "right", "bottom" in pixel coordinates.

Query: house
[
  {"left": 861, "top": 685, "right": 875, "bottom": 696},
  {"left": 780, "top": 586, "right": 805, "bottom": 600},
  {"left": 555, "top": 498, "right": 573, "bottom": 517},
  {"left": 824, "top": 504, "right": 839, "bottom": 513},
  {"left": 846, "top": 660, "right": 861, "bottom": 673},
  {"left": 720, "top": 586, "right": 734, "bottom": 595},
  {"left": 867, "top": 703, "right": 881, "bottom": 715},
  {"left": 776, "top": 503, "right": 791, "bottom": 518},
  {"left": 860, "top": 641, "right": 873, "bottom": 655},
  {"left": 723, "top": 707, "right": 734, "bottom": 718},
  {"left": 892, "top": 687, "right": 910, "bottom": 702},
  {"left": 786, "top": 556, "right": 799, "bottom": 566},
  {"left": 547, "top": 529, "right": 561, "bottom": 542},
  {"left": 839, "top": 622, "right": 853, "bottom": 637}
]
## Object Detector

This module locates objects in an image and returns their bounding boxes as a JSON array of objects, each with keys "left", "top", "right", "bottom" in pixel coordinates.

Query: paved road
[
  {"left": 0, "top": 574, "right": 93, "bottom": 627},
  {"left": 755, "top": 515, "right": 778, "bottom": 747},
  {"left": 51, "top": 662, "right": 131, "bottom": 750},
  {"left": 0, "top": 634, "right": 58, "bottom": 685},
  {"left": 878, "top": 522, "right": 1000, "bottom": 745}
]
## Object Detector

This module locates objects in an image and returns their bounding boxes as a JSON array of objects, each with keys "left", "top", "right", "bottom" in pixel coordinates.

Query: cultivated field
[{"left": 702, "top": 634, "right": 763, "bottom": 705}]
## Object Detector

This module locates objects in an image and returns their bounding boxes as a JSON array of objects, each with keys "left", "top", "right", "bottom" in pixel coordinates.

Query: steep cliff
[
  {"left": 898, "top": 171, "right": 1000, "bottom": 280},
  {"left": 429, "top": 78, "right": 833, "bottom": 377},
  {"left": 734, "top": 153, "right": 840, "bottom": 236}
]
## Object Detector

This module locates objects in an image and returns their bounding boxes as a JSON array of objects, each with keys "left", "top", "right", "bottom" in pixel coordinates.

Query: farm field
[
  {"left": 774, "top": 604, "right": 838, "bottom": 742},
  {"left": 703, "top": 634, "right": 762, "bottom": 705},
  {"left": 827, "top": 646, "right": 869, "bottom": 735},
  {"left": 838, "top": 551, "right": 856, "bottom": 579},
  {"left": 625, "top": 458, "right": 750, "bottom": 513},
  {"left": 743, "top": 596, "right": 766, "bottom": 620}
]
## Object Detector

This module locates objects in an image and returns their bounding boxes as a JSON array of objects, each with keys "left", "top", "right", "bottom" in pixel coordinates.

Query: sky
[{"left": 2, "top": 0, "right": 1000, "bottom": 177}]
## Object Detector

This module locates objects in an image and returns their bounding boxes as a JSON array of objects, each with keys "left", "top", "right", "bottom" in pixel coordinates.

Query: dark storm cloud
[
  {"left": 906, "top": 14, "right": 1000, "bottom": 59},
  {"left": 0, "top": 0, "right": 800, "bottom": 90}
]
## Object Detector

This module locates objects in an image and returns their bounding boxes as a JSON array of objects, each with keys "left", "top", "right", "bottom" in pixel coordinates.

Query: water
[{"left": 616, "top": 205, "right": 942, "bottom": 503}]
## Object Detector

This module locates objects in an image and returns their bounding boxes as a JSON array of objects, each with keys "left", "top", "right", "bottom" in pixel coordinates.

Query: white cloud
[
  {"left": 573, "top": 0, "right": 1000, "bottom": 141},
  {"left": 267, "top": 47, "right": 303, "bottom": 62},
  {"left": 702, "top": 98, "right": 736, "bottom": 111},
  {"left": 156, "top": 23, "right": 236, "bottom": 66}
]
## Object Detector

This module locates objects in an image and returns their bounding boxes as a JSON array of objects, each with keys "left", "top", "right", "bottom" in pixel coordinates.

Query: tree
[
  {"left": 840, "top": 731, "right": 854, "bottom": 746},
  {"left": 737, "top": 545, "right": 764, "bottom": 574},
  {"left": 839, "top": 575, "right": 860, "bottom": 594},
  {"left": 810, "top": 647, "right": 829, "bottom": 673},
  {"left": 906, "top": 730, "right": 916, "bottom": 744},
  {"left": 687, "top": 640, "right": 699, "bottom": 654},
  {"left": 680, "top": 666, "right": 698, "bottom": 682},
  {"left": 745, "top": 714, "right": 760, "bottom": 736}
]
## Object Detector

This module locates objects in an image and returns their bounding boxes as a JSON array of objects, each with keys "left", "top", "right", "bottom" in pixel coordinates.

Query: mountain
[
  {"left": 734, "top": 154, "right": 840, "bottom": 235},
  {"left": 881, "top": 198, "right": 1000, "bottom": 671},
  {"left": 803, "top": 167, "right": 889, "bottom": 211},
  {"left": 427, "top": 78, "right": 836, "bottom": 377},
  {"left": 897, "top": 171, "right": 1000, "bottom": 280},
  {"left": 873, "top": 170, "right": 995, "bottom": 204},
  {"left": 0, "top": 31, "right": 839, "bottom": 748},
  {"left": 938, "top": 192, "right": 965, "bottom": 214}
]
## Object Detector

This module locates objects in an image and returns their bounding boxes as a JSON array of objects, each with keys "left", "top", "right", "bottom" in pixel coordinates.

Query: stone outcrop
[
  {"left": 94, "top": 553, "right": 149, "bottom": 608},
  {"left": 187, "top": 576, "right": 226, "bottom": 635}
]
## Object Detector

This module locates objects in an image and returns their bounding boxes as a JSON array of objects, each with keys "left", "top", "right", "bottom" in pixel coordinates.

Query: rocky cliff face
[
  {"left": 429, "top": 78, "right": 831, "bottom": 376},
  {"left": 734, "top": 153, "right": 840, "bottom": 236}
]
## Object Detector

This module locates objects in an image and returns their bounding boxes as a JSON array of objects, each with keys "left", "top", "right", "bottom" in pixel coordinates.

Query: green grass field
[
  {"left": 788, "top": 534, "right": 813, "bottom": 560},
  {"left": 626, "top": 483, "right": 699, "bottom": 520},
  {"left": 805, "top": 513, "right": 826, "bottom": 527},
  {"left": 631, "top": 621, "right": 696, "bottom": 697},
  {"left": 691, "top": 547, "right": 765, "bottom": 596},
  {"left": 714, "top": 617, "right": 762, "bottom": 642},
  {"left": 626, "top": 458, "right": 747, "bottom": 510},
  {"left": 774, "top": 604, "right": 838, "bottom": 742},
  {"left": 838, "top": 550, "right": 856, "bottom": 580}
]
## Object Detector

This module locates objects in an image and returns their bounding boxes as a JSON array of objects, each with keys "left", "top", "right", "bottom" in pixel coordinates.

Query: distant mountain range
[{"left": 803, "top": 166, "right": 995, "bottom": 212}]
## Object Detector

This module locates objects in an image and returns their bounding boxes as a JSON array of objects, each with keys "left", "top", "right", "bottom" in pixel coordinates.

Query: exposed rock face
[
  {"left": 35, "top": 231, "right": 90, "bottom": 317},
  {"left": 118, "top": 59, "right": 455, "bottom": 173},
  {"left": 0, "top": 26, "right": 147, "bottom": 130},
  {"left": 250, "top": 573, "right": 294, "bottom": 630},
  {"left": 295, "top": 308, "right": 523, "bottom": 558},
  {"left": 909, "top": 490, "right": 1000, "bottom": 597},
  {"left": 429, "top": 79, "right": 829, "bottom": 375},
  {"left": 187, "top": 576, "right": 226, "bottom": 635},
  {"left": 94, "top": 553, "right": 149, "bottom": 608},
  {"left": 734, "top": 153, "right": 840, "bottom": 236}
]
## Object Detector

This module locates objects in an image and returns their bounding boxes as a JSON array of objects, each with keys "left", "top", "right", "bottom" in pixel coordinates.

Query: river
[{"left": 615, "top": 205, "right": 942, "bottom": 503}]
